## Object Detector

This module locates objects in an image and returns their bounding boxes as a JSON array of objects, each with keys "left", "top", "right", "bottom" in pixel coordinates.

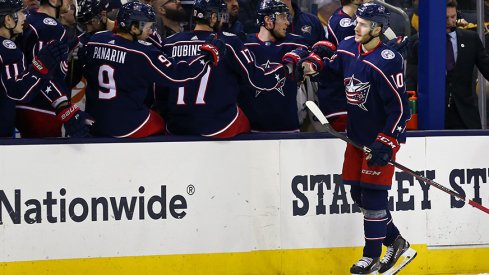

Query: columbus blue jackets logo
[
  {"left": 2, "top": 40, "right": 16, "bottom": 49},
  {"left": 255, "top": 60, "right": 285, "bottom": 97},
  {"left": 345, "top": 75, "right": 370, "bottom": 111},
  {"left": 381, "top": 49, "right": 395, "bottom": 60},
  {"left": 43, "top": 18, "right": 57, "bottom": 26},
  {"left": 301, "top": 25, "right": 312, "bottom": 34},
  {"left": 339, "top": 18, "right": 353, "bottom": 28}
]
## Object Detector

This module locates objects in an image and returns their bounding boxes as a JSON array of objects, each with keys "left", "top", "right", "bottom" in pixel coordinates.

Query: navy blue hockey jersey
[
  {"left": 161, "top": 31, "right": 287, "bottom": 136},
  {"left": 240, "top": 33, "right": 309, "bottom": 132},
  {"left": 289, "top": 2, "right": 325, "bottom": 45},
  {"left": 317, "top": 8, "right": 355, "bottom": 121},
  {"left": 0, "top": 37, "right": 54, "bottom": 137},
  {"left": 16, "top": 10, "right": 70, "bottom": 113},
  {"left": 326, "top": 7, "right": 355, "bottom": 47},
  {"left": 321, "top": 37, "right": 410, "bottom": 145},
  {"left": 83, "top": 31, "right": 210, "bottom": 137}
]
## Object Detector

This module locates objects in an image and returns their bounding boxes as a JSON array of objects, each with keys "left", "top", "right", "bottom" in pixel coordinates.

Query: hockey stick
[{"left": 305, "top": 101, "right": 489, "bottom": 215}]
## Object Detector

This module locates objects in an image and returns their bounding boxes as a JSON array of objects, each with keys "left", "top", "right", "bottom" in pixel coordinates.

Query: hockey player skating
[{"left": 299, "top": 3, "right": 416, "bottom": 274}]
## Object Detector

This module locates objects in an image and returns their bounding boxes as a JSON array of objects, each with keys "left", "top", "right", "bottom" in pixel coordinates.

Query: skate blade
[
  {"left": 381, "top": 248, "right": 417, "bottom": 275},
  {"left": 351, "top": 271, "right": 379, "bottom": 275}
]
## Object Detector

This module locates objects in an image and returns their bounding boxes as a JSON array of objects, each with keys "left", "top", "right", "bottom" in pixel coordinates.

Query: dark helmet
[
  {"left": 256, "top": 0, "right": 289, "bottom": 26},
  {"left": 356, "top": 2, "right": 390, "bottom": 30},
  {"left": 76, "top": 0, "right": 109, "bottom": 23},
  {"left": 0, "top": 0, "right": 23, "bottom": 25},
  {"left": 192, "top": 0, "right": 227, "bottom": 21},
  {"left": 116, "top": 1, "right": 155, "bottom": 31},
  {"left": 0, "top": 0, "right": 23, "bottom": 16}
]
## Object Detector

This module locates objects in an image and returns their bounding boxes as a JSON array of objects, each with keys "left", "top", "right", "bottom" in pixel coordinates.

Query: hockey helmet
[
  {"left": 256, "top": 0, "right": 289, "bottom": 26},
  {"left": 0, "top": 0, "right": 23, "bottom": 25},
  {"left": 76, "top": 0, "right": 109, "bottom": 23},
  {"left": 192, "top": 0, "right": 227, "bottom": 21},
  {"left": 355, "top": 2, "right": 390, "bottom": 30},
  {"left": 116, "top": 1, "right": 155, "bottom": 31}
]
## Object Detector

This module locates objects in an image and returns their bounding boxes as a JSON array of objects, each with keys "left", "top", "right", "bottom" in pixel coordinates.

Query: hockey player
[
  {"left": 160, "top": 0, "right": 290, "bottom": 138},
  {"left": 315, "top": 0, "right": 363, "bottom": 132},
  {"left": 0, "top": 0, "right": 69, "bottom": 137},
  {"left": 300, "top": 3, "right": 415, "bottom": 274},
  {"left": 82, "top": 1, "right": 223, "bottom": 138},
  {"left": 239, "top": 0, "right": 309, "bottom": 132},
  {"left": 16, "top": 0, "right": 93, "bottom": 137}
]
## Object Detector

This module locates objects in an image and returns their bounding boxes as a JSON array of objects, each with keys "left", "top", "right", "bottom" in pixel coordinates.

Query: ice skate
[
  {"left": 350, "top": 256, "right": 380, "bottom": 275},
  {"left": 379, "top": 236, "right": 417, "bottom": 274}
]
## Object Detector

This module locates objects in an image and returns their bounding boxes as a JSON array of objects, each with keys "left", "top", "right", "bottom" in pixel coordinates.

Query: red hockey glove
[
  {"left": 281, "top": 47, "right": 309, "bottom": 81},
  {"left": 311, "top": 40, "right": 336, "bottom": 60},
  {"left": 56, "top": 103, "right": 94, "bottom": 138},
  {"left": 297, "top": 52, "right": 324, "bottom": 72},
  {"left": 201, "top": 33, "right": 226, "bottom": 66},
  {"left": 31, "top": 41, "right": 68, "bottom": 79},
  {"left": 366, "top": 133, "right": 399, "bottom": 167}
]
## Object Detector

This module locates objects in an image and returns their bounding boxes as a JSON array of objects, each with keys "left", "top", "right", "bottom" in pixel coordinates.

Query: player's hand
[
  {"left": 281, "top": 47, "right": 309, "bottom": 81},
  {"left": 31, "top": 41, "right": 68, "bottom": 79},
  {"left": 56, "top": 103, "right": 94, "bottom": 138},
  {"left": 201, "top": 33, "right": 226, "bottom": 66},
  {"left": 311, "top": 40, "right": 336, "bottom": 60},
  {"left": 366, "top": 133, "right": 399, "bottom": 167},
  {"left": 297, "top": 52, "right": 323, "bottom": 79}
]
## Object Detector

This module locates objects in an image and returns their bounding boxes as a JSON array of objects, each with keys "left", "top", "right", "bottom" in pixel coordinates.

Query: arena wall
[{"left": 1, "top": 133, "right": 488, "bottom": 274}]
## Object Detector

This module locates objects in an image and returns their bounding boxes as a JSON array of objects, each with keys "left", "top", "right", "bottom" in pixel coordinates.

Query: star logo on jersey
[
  {"left": 43, "top": 86, "right": 53, "bottom": 94},
  {"left": 200, "top": 59, "right": 206, "bottom": 65},
  {"left": 397, "top": 126, "right": 403, "bottom": 132},
  {"left": 345, "top": 75, "right": 370, "bottom": 111},
  {"left": 255, "top": 60, "right": 285, "bottom": 97}
]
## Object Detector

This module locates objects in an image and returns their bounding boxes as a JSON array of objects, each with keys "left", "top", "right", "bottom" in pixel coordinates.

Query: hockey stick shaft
[{"left": 305, "top": 101, "right": 489, "bottom": 215}]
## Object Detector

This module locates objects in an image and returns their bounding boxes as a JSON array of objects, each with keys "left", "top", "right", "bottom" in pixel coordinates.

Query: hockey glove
[
  {"left": 56, "top": 103, "right": 94, "bottom": 138},
  {"left": 281, "top": 47, "right": 309, "bottom": 81},
  {"left": 311, "top": 40, "right": 336, "bottom": 60},
  {"left": 298, "top": 51, "right": 324, "bottom": 77},
  {"left": 31, "top": 41, "right": 68, "bottom": 79},
  {"left": 201, "top": 33, "right": 226, "bottom": 66},
  {"left": 366, "top": 133, "right": 399, "bottom": 167}
]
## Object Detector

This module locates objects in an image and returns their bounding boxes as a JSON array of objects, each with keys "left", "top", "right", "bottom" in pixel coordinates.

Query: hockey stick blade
[{"left": 305, "top": 101, "right": 489, "bottom": 215}]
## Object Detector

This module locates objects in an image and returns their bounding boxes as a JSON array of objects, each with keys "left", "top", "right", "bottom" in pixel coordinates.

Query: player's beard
[{"left": 165, "top": 7, "right": 187, "bottom": 22}]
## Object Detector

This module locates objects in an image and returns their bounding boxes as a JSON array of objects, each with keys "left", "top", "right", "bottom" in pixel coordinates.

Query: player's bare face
[
  {"left": 446, "top": 7, "right": 457, "bottom": 32},
  {"left": 354, "top": 17, "right": 372, "bottom": 43},
  {"left": 272, "top": 12, "right": 289, "bottom": 39},
  {"left": 138, "top": 22, "right": 154, "bottom": 40}
]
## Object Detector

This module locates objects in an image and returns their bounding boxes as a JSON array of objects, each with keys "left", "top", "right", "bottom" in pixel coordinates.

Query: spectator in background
[
  {"left": 444, "top": 0, "right": 489, "bottom": 129},
  {"left": 315, "top": 0, "right": 340, "bottom": 35},
  {"left": 221, "top": 0, "right": 244, "bottom": 35},
  {"left": 282, "top": 0, "right": 325, "bottom": 44},
  {"left": 151, "top": 0, "right": 186, "bottom": 38},
  {"left": 239, "top": 0, "right": 309, "bottom": 132}
]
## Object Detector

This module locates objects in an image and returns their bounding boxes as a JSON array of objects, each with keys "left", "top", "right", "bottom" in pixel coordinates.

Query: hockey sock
[
  {"left": 383, "top": 210, "right": 400, "bottom": 246},
  {"left": 363, "top": 210, "right": 388, "bottom": 258}
]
